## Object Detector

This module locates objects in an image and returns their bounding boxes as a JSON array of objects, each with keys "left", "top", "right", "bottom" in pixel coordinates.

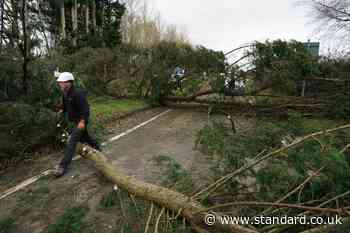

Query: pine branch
[{"left": 192, "top": 123, "right": 350, "bottom": 200}]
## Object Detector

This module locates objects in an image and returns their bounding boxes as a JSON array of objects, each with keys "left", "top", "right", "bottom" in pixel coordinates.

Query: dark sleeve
[
  {"left": 62, "top": 96, "right": 66, "bottom": 113},
  {"left": 74, "top": 91, "right": 90, "bottom": 122}
]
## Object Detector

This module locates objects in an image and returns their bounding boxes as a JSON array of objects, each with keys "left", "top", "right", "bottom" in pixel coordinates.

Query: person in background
[{"left": 54, "top": 72, "right": 101, "bottom": 177}]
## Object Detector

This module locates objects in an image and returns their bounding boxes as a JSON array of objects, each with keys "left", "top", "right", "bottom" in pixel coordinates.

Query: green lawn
[{"left": 89, "top": 96, "right": 149, "bottom": 122}]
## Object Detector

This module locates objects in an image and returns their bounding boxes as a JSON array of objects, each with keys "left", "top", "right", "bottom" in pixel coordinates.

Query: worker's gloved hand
[{"left": 77, "top": 120, "right": 85, "bottom": 130}]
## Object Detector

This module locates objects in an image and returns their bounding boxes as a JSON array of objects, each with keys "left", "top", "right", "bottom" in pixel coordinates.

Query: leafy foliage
[
  {"left": 328, "top": 94, "right": 350, "bottom": 119},
  {"left": 101, "top": 0, "right": 126, "bottom": 48},
  {"left": 249, "top": 39, "right": 319, "bottom": 94},
  {"left": 0, "top": 102, "right": 59, "bottom": 160}
]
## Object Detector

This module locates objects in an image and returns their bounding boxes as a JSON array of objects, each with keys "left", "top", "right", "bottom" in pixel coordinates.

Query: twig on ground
[
  {"left": 155, "top": 207, "right": 165, "bottom": 233},
  {"left": 144, "top": 202, "right": 154, "bottom": 233},
  {"left": 340, "top": 143, "right": 350, "bottom": 153}
]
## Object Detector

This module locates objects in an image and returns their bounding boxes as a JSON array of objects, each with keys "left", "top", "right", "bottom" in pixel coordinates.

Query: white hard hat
[{"left": 56, "top": 72, "right": 74, "bottom": 82}]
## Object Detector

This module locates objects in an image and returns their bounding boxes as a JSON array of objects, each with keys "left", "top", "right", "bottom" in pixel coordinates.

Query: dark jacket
[{"left": 62, "top": 86, "right": 90, "bottom": 123}]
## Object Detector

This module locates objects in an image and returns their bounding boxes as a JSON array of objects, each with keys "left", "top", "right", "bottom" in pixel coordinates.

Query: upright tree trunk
[
  {"left": 71, "top": 0, "right": 78, "bottom": 46},
  {"left": 37, "top": 0, "right": 50, "bottom": 52},
  {"left": 21, "top": 0, "right": 28, "bottom": 95},
  {"left": 92, "top": 0, "right": 96, "bottom": 33},
  {"left": 60, "top": 0, "right": 66, "bottom": 40},
  {"left": 85, "top": 3, "right": 89, "bottom": 34},
  {"left": 0, "top": 0, "right": 4, "bottom": 52},
  {"left": 301, "top": 80, "right": 306, "bottom": 97},
  {"left": 10, "top": 0, "right": 19, "bottom": 48},
  {"left": 100, "top": 0, "right": 105, "bottom": 47},
  {"left": 101, "top": 0, "right": 104, "bottom": 31}
]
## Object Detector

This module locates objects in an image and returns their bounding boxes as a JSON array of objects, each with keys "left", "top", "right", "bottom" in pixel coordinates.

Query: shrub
[
  {"left": 328, "top": 94, "right": 350, "bottom": 119},
  {"left": 0, "top": 102, "right": 59, "bottom": 160}
]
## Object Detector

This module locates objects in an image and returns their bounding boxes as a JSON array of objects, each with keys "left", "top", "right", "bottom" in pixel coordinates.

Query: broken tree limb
[
  {"left": 161, "top": 98, "right": 327, "bottom": 118},
  {"left": 163, "top": 78, "right": 272, "bottom": 103},
  {"left": 76, "top": 144, "right": 258, "bottom": 233}
]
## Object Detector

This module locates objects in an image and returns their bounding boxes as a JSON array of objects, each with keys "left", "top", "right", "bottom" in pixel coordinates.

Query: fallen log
[
  {"left": 161, "top": 100, "right": 327, "bottom": 118},
  {"left": 164, "top": 78, "right": 271, "bottom": 103},
  {"left": 77, "top": 144, "right": 258, "bottom": 233}
]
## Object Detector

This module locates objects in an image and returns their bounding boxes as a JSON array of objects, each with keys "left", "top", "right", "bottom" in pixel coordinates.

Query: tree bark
[
  {"left": 0, "top": 0, "right": 4, "bottom": 52},
  {"left": 60, "top": 0, "right": 66, "bottom": 40},
  {"left": 10, "top": 0, "right": 19, "bottom": 48},
  {"left": 72, "top": 0, "right": 77, "bottom": 46},
  {"left": 100, "top": 0, "right": 105, "bottom": 46},
  {"left": 21, "top": 0, "right": 28, "bottom": 95},
  {"left": 85, "top": 2, "right": 89, "bottom": 34},
  {"left": 92, "top": 0, "right": 96, "bottom": 33},
  {"left": 77, "top": 144, "right": 258, "bottom": 233},
  {"left": 163, "top": 78, "right": 271, "bottom": 103}
]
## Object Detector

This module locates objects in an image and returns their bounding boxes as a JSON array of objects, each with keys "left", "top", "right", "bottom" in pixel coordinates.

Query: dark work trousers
[{"left": 60, "top": 125, "right": 99, "bottom": 170}]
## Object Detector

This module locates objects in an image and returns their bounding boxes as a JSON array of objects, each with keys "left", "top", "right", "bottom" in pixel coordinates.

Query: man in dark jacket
[{"left": 55, "top": 72, "right": 101, "bottom": 177}]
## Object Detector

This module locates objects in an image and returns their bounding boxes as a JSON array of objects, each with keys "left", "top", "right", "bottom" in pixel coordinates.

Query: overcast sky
[{"left": 149, "top": 0, "right": 328, "bottom": 56}]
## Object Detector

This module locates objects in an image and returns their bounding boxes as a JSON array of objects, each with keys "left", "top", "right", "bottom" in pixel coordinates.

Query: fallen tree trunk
[
  {"left": 163, "top": 78, "right": 272, "bottom": 103},
  {"left": 162, "top": 100, "right": 327, "bottom": 118},
  {"left": 77, "top": 144, "right": 258, "bottom": 233}
]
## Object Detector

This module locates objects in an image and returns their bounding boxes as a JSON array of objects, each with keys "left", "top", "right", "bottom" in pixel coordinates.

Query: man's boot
[{"left": 53, "top": 165, "right": 67, "bottom": 177}]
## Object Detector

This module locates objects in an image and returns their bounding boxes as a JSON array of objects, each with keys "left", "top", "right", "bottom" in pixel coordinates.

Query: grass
[
  {"left": 89, "top": 95, "right": 148, "bottom": 121},
  {"left": 0, "top": 217, "right": 16, "bottom": 233},
  {"left": 84, "top": 95, "right": 149, "bottom": 142},
  {"left": 99, "top": 190, "right": 118, "bottom": 209},
  {"left": 46, "top": 206, "right": 89, "bottom": 233},
  {"left": 18, "top": 177, "right": 50, "bottom": 205}
]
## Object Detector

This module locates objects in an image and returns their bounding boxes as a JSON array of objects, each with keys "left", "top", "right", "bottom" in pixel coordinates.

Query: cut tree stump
[{"left": 77, "top": 144, "right": 258, "bottom": 233}]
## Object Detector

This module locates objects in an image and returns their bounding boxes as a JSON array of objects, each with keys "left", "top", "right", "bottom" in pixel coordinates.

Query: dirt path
[
  {"left": 103, "top": 109, "right": 214, "bottom": 183},
  {"left": 0, "top": 108, "right": 224, "bottom": 232}
]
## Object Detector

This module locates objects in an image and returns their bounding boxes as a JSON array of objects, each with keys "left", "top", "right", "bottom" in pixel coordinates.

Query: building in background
[{"left": 302, "top": 40, "right": 320, "bottom": 58}]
